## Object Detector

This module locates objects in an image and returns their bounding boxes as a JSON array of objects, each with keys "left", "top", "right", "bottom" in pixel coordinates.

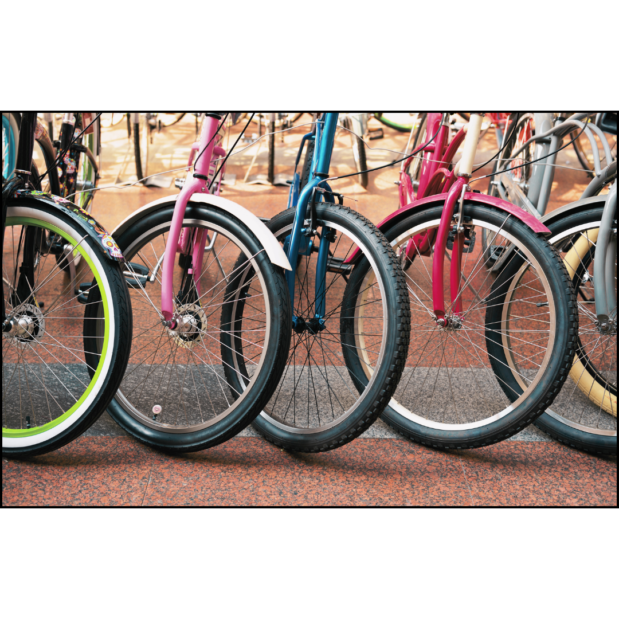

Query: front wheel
[
  {"left": 107, "top": 203, "right": 292, "bottom": 453},
  {"left": 534, "top": 207, "right": 615, "bottom": 455},
  {"left": 376, "top": 203, "right": 578, "bottom": 449},
  {"left": 2, "top": 200, "right": 132, "bottom": 457},
  {"left": 223, "top": 203, "right": 410, "bottom": 452}
]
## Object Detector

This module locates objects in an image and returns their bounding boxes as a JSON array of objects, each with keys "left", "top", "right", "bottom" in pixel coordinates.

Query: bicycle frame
[{"left": 593, "top": 181, "right": 617, "bottom": 329}]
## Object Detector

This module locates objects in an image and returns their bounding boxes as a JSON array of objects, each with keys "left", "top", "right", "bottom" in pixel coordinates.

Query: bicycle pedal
[
  {"left": 367, "top": 129, "right": 384, "bottom": 140},
  {"left": 124, "top": 262, "right": 149, "bottom": 289}
]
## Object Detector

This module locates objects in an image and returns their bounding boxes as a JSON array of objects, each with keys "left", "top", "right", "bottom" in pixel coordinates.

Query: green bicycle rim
[{"left": 3, "top": 216, "right": 110, "bottom": 438}]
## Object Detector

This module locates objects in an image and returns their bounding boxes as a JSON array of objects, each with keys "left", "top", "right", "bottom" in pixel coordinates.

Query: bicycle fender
[
  {"left": 377, "top": 192, "right": 551, "bottom": 235},
  {"left": 10, "top": 190, "right": 124, "bottom": 262},
  {"left": 112, "top": 194, "right": 291, "bottom": 271},
  {"left": 541, "top": 195, "right": 610, "bottom": 226}
]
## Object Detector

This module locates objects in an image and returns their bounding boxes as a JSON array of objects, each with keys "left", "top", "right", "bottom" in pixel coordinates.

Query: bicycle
[
  {"left": 355, "top": 113, "right": 579, "bottom": 449},
  {"left": 3, "top": 113, "right": 59, "bottom": 195},
  {"left": 221, "top": 113, "right": 411, "bottom": 452},
  {"left": 3, "top": 113, "right": 100, "bottom": 212},
  {"left": 490, "top": 112, "right": 617, "bottom": 455},
  {"left": 104, "top": 113, "right": 294, "bottom": 453},
  {"left": 2, "top": 113, "right": 132, "bottom": 458}
]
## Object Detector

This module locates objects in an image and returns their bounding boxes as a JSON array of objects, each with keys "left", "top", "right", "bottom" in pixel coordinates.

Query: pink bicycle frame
[
  {"left": 394, "top": 113, "right": 548, "bottom": 325},
  {"left": 160, "top": 114, "right": 226, "bottom": 323}
]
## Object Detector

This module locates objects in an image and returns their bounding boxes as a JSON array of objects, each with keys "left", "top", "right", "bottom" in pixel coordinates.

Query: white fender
[{"left": 112, "top": 193, "right": 291, "bottom": 271}]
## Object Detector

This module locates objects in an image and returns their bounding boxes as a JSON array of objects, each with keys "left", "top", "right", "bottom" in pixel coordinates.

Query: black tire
[
  {"left": 572, "top": 133, "right": 595, "bottom": 178},
  {"left": 532, "top": 206, "right": 616, "bottom": 456},
  {"left": 134, "top": 116, "right": 149, "bottom": 181},
  {"left": 403, "top": 113, "right": 427, "bottom": 199},
  {"left": 342, "top": 117, "right": 368, "bottom": 189},
  {"left": 300, "top": 137, "right": 315, "bottom": 191},
  {"left": 226, "top": 203, "right": 410, "bottom": 452},
  {"left": 2, "top": 200, "right": 132, "bottom": 457},
  {"left": 481, "top": 113, "right": 532, "bottom": 267},
  {"left": 378, "top": 202, "right": 578, "bottom": 449},
  {"left": 106, "top": 204, "right": 292, "bottom": 453}
]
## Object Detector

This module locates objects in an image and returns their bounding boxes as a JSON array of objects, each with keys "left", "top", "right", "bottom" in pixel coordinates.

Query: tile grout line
[
  {"left": 459, "top": 460, "right": 476, "bottom": 506},
  {"left": 141, "top": 466, "right": 154, "bottom": 507}
]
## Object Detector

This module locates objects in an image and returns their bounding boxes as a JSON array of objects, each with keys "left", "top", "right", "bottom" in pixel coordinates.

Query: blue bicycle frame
[
  {"left": 285, "top": 113, "right": 339, "bottom": 331},
  {"left": 2, "top": 115, "right": 18, "bottom": 181}
]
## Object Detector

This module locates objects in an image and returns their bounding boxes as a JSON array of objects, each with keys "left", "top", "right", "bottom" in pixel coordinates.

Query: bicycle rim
[
  {"left": 383, "top": 208, "right": 558, "bottom": 432},
  {"left": 254, "top": 213, "right": 389, "bottom": 434},
  {"left": 3, "top": 210, "right": 114, "bottom": 448},
  {"left": 114, "top": 216, "right": 274, "bottom": 433},
  {"left": 543, "top": 223, "right": 616, "bottom": 435}
]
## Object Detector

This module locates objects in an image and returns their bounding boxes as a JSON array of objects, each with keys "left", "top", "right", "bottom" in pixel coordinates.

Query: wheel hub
[
  {"left": 167, "top": 303, "right": 207, "bottom": 348},
  {"left": 436, "top": 314, "right": 463, "bottom": 332},
  {"left": 3, "top": 304, "right": 46, "bottom": 346}
]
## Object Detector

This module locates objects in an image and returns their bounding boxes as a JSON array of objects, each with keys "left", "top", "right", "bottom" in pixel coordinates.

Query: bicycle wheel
[
  {"left": 482, "top": 113, "right": 534, "bottom": 266},
  {"left": 2, "top": 112, "right": 20, "bottom": 180},
  {"left": 134, "top": 114, "right": 151, "bottom": 181},
  {"left": 74, "top": 143, "right": 98, "bottom": 211},
  {"left": 2, "top": 199, "right": 132, "bottom": 457},
  {"left": 374, "top": 113, "right": 417, "bottom": 132},
  {"left": 374, "top": 202, "right": 577, "bottom": 449},
  {"left": 31, "top": 120, "right": 62, "bottom": 196},
  {"left": 106, "top": 203, "right": 291, "bottom": 453},
  {"left": 532, "top": 207, "right": 615, "bottom": 455},
  {"left": 100, "top": 113, "right": 126, "bottom": 128},
  {"left": 403, "top": 113, "right": 427, "bottom": 200},
  {"left": 157, "top": 113, "right": 185, "bottom": 127},
  {"left": 342, "top": 117, "right": 368, "bottom": 189},
  {"left": 222, "top": 203, "right": 410, "bottom": 452}
]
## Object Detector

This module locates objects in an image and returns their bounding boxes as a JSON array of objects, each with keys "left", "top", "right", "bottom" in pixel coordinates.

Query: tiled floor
[{"left": 2, "top": 436, "right": 616, "bottom": 506}]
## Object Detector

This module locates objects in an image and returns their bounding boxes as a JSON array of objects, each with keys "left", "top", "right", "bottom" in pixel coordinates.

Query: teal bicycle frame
[{"left": 285, "top": 113, "right": 339, "bottom": 331}]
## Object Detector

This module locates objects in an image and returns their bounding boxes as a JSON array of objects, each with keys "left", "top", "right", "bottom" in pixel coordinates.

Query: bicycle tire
[
  {"left": 572, "top": 133, "right": 595, "bottom": 178},
  {"left": 535, "top": 207, "right": 615, "bottom": 455},
  {"left": 376, "top": 202, "right": 577, "bottom": 449},
  {"left": 373, "top": 113, "right": 415, "bottom": 132},
  {"left": 134, "top": 116, "right": 149, "bottom": 181},
  {"left": 482, "top": 113, "right": 533, "bottom": 266},
  {"left": 2, "top": 199, "right": 132, "bottom": 457},
  {"left": 223, "top": 203, "right": 410, "bottom": 452},
  {"left": 342, "top": 117, "right": 368, "bottom": 189},
  {"left": 106, "top": 203, "right": 292, "bottom": 453}
]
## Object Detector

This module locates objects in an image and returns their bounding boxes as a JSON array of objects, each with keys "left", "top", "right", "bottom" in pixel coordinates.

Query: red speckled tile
[
  {"left": 2, "top": 436, "right": 616, "bottom": 507},
  {"left": 2, "top": 436, "right": 154, "bottom": 506}
]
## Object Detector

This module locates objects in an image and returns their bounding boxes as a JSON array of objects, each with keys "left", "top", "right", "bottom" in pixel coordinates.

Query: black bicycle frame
[{"left": 2, "top": 113, "right": 37, "bottom": 326}]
